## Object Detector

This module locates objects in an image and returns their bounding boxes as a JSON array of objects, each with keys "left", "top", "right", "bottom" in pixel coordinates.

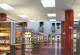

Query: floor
[{"left": 16, "top": 43, "right": 67, "bottom": 55}]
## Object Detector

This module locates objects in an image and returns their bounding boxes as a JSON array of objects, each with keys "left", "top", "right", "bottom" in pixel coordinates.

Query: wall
[{"left": 27, "top": 21, "right": 61, "bottom": 36}]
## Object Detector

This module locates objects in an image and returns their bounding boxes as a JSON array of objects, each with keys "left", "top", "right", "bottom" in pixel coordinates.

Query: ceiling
[{"left": 0, "top": 0, "right": 80, "bottom": 22}]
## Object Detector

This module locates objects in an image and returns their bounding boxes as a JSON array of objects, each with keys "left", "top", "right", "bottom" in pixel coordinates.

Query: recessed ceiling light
[
  {"left": 29, "top": 20, "right": 35, "bottom": 22},
  {"left": 47, "top": 13, "right": 56, "bottom": 17},
  {"left": 50, "top": 19, "right": 56, "bottom": 21},
  {"left": 18, "top": 15, "right": 28, "bottom": 18},
  {"left": 74, "top": 19, "right": 79, "bottom": 21},
  {"left": 0, "top": 4, "right": 14, "bottom": 10},
  {"left": 41, "top": 0, "right": 55, "bottom": 7}
]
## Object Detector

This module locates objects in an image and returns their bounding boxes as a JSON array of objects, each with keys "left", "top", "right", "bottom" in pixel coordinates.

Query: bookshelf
[
  {"left": 33, "top": 33, "right": 40, "bottom": 51},
  {"left": 39, "top": 34, "right": 48, "bottom": 47},
  {"left": 39, "top": 34, "right": 44, "bottom": 47},
  {"left": 73, "top": 26, "right": 77, "bottom": 55},
  {"left": 25, "top": 30, "right": 34, "bottom": 52},
  {"left": 0, "top": 22, "right": 10, "bottom": 55},
  {"left": 43, "top": 36, "right": 47, "bottom": 46},
  {"left": 16, "top": 24, "right": 22, "bottom": 50}
]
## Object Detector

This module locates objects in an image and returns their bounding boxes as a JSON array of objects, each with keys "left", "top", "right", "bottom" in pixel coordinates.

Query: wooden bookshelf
[
  {"left": 25, "top": 30, "right": 34, "bottom": 52},
  {"left": 0, "top": 22, "right": 10, "bottom": 55},
  {"left": 15, "top": 24, "right": 22, "bottom": 50},
  {"left": 73, "top": 27, "right": 77, "bottom": 55},
  {"left": 33, "top": 33, "right": 40, "bottom": 51}
]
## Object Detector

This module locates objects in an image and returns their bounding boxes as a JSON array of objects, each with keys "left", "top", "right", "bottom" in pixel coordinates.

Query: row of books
[{"left": 0, "top": 40, "right": 10, "bottom": 43}]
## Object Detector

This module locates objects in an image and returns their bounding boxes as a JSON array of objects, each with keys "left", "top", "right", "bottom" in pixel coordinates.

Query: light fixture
[
  {"left": 50, "top": 19, "right": 56, "bottom": 21},
  {"left": 0, "top": 4, "right": 14, "bottom": 10},
  {"left": 29, "top": 20, "right": 35, "bottom": 22},
  {"left": 78, "top": 13, "right": 80, "bottom": 16},
  {"left": 47, "top": 13, "right": 56, "bottom": 17},
  {"left": 18, "top": 15, "right": 28, "bottom": 18},
  {"left": 74, "top": 19, "right": 79, "bottom": 21},
  {"left": 41, "top": 0, "right": 55, "bottom": 7}
]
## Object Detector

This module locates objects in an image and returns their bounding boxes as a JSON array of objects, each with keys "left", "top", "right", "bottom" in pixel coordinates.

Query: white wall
[
  {"left": 27, "top": 22, "right": 39, "bottom": 32},
  {"left": 27, "top": 21, "right": 61, "bottom": 36}
]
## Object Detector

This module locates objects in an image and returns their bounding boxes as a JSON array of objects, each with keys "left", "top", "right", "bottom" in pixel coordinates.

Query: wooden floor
[{"left": 16, "top": 43, "right": 70, "bottom": 55}]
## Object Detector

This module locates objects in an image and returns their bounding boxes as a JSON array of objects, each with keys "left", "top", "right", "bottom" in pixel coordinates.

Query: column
[
  {"left": 61, "top": 21, "right": 65, "bottom": 48},
  {"left": 10, "top": 21, "right": 16, "bottom": 55},
  {"left": 21, "top": 26, "right": 25, "bottom": 55},
  {"left": 21, "top": 22, "right": 27, "bottom": 55},
  {"left": 65, "top": 10, "right": 74, "bottom": 54}
]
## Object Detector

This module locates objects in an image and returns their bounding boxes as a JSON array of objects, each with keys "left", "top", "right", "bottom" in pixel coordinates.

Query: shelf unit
[
  {"left": 43, "top": 36, "right": 48, "bottom": 46},
  {"left": 16, "top": 26, "right": 22, "bottom": 43},
  {"left": 25, "top": 30, "right": 34, "bottom": 52},
  {"left": 73, "top": 27, "right": 77, "bottom": 55},
  {"left": 0, "top": 22, "right": 10, "bottom": 55},
  {"left": 39, "top": 34, "right": 47, "bottom": 47},
  {"left": 39, "top": 34, "right": 44, "bottom": 47},
  {"left": 33, "top": 33, "right": 40, "bottom": 51},
  {"left": 71, "top": 26, "right": 77, "bottom": 55},
  {"left": 15, "top": 24, "right": 22, "bottom": 50}
]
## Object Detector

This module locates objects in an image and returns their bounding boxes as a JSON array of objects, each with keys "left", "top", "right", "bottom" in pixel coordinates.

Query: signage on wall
[
  {"left": 52, "top": 23, "right": 55, "bottom": 32},
  {"left": 56, "top": 23, "right": 61, "bottom": 29},
  {"left": 39, "top": 22, "right": 43, "bottom": 32},
  {"left": 0, "top": 13, "right": 7, "bottom": 21}
]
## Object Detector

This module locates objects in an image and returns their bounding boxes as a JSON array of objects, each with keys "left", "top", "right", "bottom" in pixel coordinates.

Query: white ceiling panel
[{"left": 0, "top": 0, "right": 80, "bottom": 22}]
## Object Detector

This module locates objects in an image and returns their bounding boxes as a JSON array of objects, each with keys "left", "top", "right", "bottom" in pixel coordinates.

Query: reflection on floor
[{"left": 16, "top": 43, "right": 66, "bottom": 55}]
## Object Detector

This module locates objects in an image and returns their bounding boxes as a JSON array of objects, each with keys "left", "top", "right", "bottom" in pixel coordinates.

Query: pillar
[
  {"left": 21, "top": 26, "right": 25, "bottom": 55},
  {"left": 61, "top": 21, "right": 65, "bottom": 48},
  {"left": 65, "top": 10, "right": 74, "bottom": 54},
  {"left": 10, "top": 21, "right": 16, "bottom": 55}
]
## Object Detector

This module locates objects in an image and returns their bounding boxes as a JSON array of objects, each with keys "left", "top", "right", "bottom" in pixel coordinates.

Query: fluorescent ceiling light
[
  {"left": 41, "top": 0, "right": 55, "bottom": 7},
  {"left": 47, "top": 13, "right": 56, "bottom": 17},
  {"left": 74, "top": 19, "right": 79, "bottom": 21},
  {"left": 0, "top": 4, "right": 14, "bottom": 10},
  {"left": 78, "top": 13, "right": 80, "bottom": 16},
  {"left": 18, "top": 15, "right": 28, "bottom": 18},
  {"left": 50, "top": 19, "right": 56, "bottom": 21},
  {"left": 29, "top": 20, "right": 35, "bottom": 22}
]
